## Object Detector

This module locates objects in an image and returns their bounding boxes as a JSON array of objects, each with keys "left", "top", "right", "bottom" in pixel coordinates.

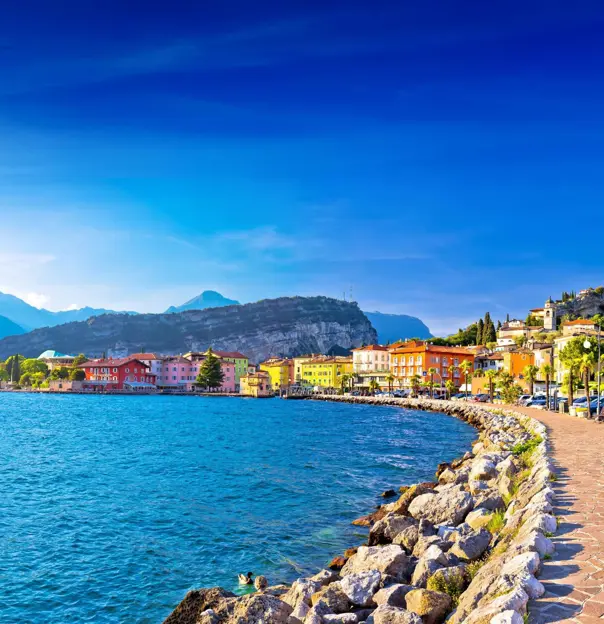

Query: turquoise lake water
[{"left": 0, "top": 394, "right": 476, "bottom": 623}]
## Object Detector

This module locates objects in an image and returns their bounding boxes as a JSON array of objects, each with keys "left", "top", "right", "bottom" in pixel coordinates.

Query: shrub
[
  {"left": 486, "top": 509, "right": 505, "bottom": 534},
  {"left": 427, "top": 570, "right": 466, "bottom": 606},
  {"left": 512, "top": 435, "right": 543, "bottom": 457}
]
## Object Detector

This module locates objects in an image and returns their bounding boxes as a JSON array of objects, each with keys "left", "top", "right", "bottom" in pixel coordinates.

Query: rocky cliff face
[
  {"left": 556, "top": 290, "right": 604, "bottom": 320},
  {"left": 0, "top": 296, "right": 377, "bottom": 362}
]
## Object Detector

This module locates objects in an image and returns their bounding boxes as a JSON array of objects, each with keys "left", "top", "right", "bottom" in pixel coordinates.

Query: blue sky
[{"left": 1, "top": 0, "right": 603, "bottom": 334}]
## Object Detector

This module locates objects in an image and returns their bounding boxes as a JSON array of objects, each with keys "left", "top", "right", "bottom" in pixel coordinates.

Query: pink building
[{"left": 156, "top": 356, "right": 236, "bottom": 392}]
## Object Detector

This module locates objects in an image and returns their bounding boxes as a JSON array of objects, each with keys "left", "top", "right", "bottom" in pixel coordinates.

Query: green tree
[
  {"left": 445, "top": 379, "right": 455, "bottom": 399},
  {"left": 559, "top": 337, "right": 587, "bottom": 407},
  {"left": 522, "top": 364, "right": 539, "bottom": 396},
  {"left": 50, "top": 366, "right": 70, "bottom": 380},
  {"left": 69, "top": 368, "right": 86, "bottom": 381},
  {"left": 513, "top": 335, "right": 526, "bottom": 348},
  {"left": 485, "top": 369, "right": 498, "bottom": 402},
  {"left": 72, "top": 353, "right": 88, "bottom": 367},
  {"left": 540, "top": 363, "right": 553, "bottom": 409},
  {"left": 496, "top": 371, "right": 522, "bottom": 404},
  {"left": 5, "top": 354, "right": 24, "bottom": 382},
  {"left": 339, "top": 373, "right": 350, "bottom": 394},
  {"left": 385, "top": 373, "right": 395, "bottom": 393},
  {"left": 410, "top": 374, "right": 421, "bottom": 397},
  {"left": 476, "top": 318, "right": 484, "bottom": 346},
  {"left": 195, "top": 348, "right": 225, "bottom": 391},
  {"left": 19, "top": 372, "right": 32, "bottom": 386},
  {"left": 459, "top": 359, "right": 473, "bottom": 400},
  {"left": 483, "top": 312, "right": 496, "bottom": 343},
  {"left": 428, "top": 367, "right": 438, "bottom": 398},
  {"left": 21, "top": 358, "right": 49, "bottom": 377},
  {"left": 31, "top": 371, "right": 46, "bottom": 388},
  {"left": 368, "top": 379, "right": 380, "bottom": 395},
  {"left": 579, "top": 351, "right": 597, "bottom": 417}
]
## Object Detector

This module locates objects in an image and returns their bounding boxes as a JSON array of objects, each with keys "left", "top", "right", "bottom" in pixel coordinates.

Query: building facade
[
  {"left": 300, "top": 357, "right": 353, "bottom": 388},
  {"left": 240, "top": 371, "right": 272, "bottom": 397},
  {"left": 389, "top": 341, "right": 475, "bottom": 390},
  {"left": 259, "top": 359, "right": 294, "bottom": 389},
  {"left": 37, "top": 350, "right": 76, "bottom": 370},
  {"left": 158, "top": 355, "right": 236, "bottom": 392},
  {"left": 78, "top": 357, "right": 156, "bottom": 391}
]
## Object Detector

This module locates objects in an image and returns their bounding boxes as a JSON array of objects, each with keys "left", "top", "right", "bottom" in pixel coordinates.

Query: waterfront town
[{"left": 0, "top": 293, "right": 602, "bottom": 415}]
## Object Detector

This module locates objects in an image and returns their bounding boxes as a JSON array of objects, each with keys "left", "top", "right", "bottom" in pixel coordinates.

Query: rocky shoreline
[{"left": 164, "top": 397, "right": 555, "bottom": 624}]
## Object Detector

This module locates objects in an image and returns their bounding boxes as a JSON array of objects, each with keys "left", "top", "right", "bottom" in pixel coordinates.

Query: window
[
  {"left": 453, "top": 358, "right": 459, "bottom": 366},
  {"left": 125, "top": 368, "right": 130, "bottom": 373},
  {"left": 113, "top": 367, "right": 118, "bottom": 373}
]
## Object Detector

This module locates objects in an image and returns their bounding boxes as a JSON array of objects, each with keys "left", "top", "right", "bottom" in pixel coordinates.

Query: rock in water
[
  {"left": 162, "top": 587, "right": 235, "bottom": 624},
  {"left": 340, "top": 546, "right": 413, "bottom": 582},
  {"left": 254, "top": 575, "right": 268, "bottom": 591}
]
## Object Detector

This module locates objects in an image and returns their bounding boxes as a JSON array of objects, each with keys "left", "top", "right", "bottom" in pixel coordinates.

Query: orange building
[
  {"left": 502, "top": 349, "right": 535, "bottom": 382},
  {"left": 389, "top": 341, "right": 475, "bottom": 390}
]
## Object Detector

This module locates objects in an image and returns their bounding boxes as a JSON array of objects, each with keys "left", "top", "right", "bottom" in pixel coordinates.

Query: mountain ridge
[{"left": 0, "top": 296, "right": 377, "bottom": 362}]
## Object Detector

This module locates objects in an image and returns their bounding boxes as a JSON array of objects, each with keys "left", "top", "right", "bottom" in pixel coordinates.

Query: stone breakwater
[{"left": 164, "top": 397, "right": 556, "bottom": 624}]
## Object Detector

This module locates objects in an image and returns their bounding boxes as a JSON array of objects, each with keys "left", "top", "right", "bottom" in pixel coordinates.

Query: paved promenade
[{"left": 506, "top": 406, "right": 604, "bottom": 623}]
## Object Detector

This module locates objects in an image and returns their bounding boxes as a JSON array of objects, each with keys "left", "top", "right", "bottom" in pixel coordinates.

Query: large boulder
[
  {"left": 230, "top": 594, "right": 292, "bottom": 624},
  {"left": 341, "top": 546, "right": 413, "bottom": 582},
  {"left": 405, "top": 589, "right": 452, "bottom": 624},
  {"left": 407, "top": 488, "right": 473, "bottom": 526},
  {"left": 323, "top": 614, "right": 359, "bottom": 624},
  {"left": 337, "top": 570, "right": 382, "bottom": 607},
  {"left": 469, "top": 458, "right": 497, "bottom": 481},
  {"left": 391, "top": 523, "right": 420, "bottom": 553},
  {"left": 411, "top": 545, "right": 448, "bottom": 587},
  {"left": 163, "top": 587, "right": 236, "bottom": 624},
  {"left": 371, "top": 605, "right": 423, "bottom": 624},
  {"left": 282, "top": 579, "right": 322, "bottom": 611},
  {"left": 311, "top": 584, "right": 350, "bottom": 613},
  {"left": 369, "top": 514, "right": 419, "bottom": 546},
  {"left": 391, "top": 483, "right": 436, "bottom": 516},
  {"left": 447, "top": 528, "right": 491, "bottom": 562},
  {"left": 373, "top": 585, "right": 414, "bottom": 608},
  {"left": 464, "top": 508, "right": 493, "bottom": 531}
]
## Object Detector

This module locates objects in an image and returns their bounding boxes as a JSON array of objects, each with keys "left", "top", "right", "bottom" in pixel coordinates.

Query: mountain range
[{"left": 0, "top": 290, "right": 431, "bottom": 344}]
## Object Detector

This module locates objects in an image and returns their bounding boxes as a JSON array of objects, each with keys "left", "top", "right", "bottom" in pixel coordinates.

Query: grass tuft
[
  {"left": 427, "top": 570, "right": 466, "bottom": 606},
  {"left": 486, "top": 509, "right": 506, "bottom": 534}
]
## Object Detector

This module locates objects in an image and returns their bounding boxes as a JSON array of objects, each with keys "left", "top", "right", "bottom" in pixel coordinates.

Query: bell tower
[{"left": 544, "top": 296, "right": 557, "bottom": 331}]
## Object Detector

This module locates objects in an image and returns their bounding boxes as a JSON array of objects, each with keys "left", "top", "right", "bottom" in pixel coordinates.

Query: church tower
[{"left": 544, "top": 296, "right": 557, "bottom": 331}]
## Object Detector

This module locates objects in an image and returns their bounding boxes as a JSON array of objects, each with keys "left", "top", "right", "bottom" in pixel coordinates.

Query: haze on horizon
[{"left": 1, "top": 0, "right": 603, "bottom": 336}]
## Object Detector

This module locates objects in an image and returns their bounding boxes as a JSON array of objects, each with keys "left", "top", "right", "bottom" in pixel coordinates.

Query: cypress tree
[
  {"left": 196, "top": 348, "right": 225, "bottom": 391},
  {"left": 476, "top": 318, "right": 484, "bottom": 345},
  {"left": 497, "top": 320, "right": 502, "bottom": 330},
  {"left": 484, "top": 312, "right": 496, "bottom": 343}
]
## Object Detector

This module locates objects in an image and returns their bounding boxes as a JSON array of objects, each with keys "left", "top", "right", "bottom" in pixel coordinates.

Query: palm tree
[
  {"left": 428, "top": 367, "right": 437, "bottom": 398},
  {"left": 368, "top": 379, "right": 379, "bottom": 395},
  {"left": 340, "top": 373, "right": 350, "bottom": 394},
  {"left": 579, "top": 351, "right": 597, "bottom": 417},
  {"left": 445, "top": 379, "right": 455, "bottom": 399},
  {"left": 485, "top": 369, "right": 498, "bottom": 402},
  {"left": 540, "top": 363, "right": 553, "bottom": 410},
  {"left": 385, "top": 373, "right": 395, "bottom": 393},
  {"left": 522, "top": 364, "right": 539, "bottom": 396},
  {"left": 410, "top": 374, "right": 421, "bottom": 397},
  {"left": 459, "top": 360, "right": 473, "bottom": 400}
]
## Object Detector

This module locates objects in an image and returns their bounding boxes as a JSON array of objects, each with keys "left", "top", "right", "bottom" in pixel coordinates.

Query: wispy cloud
[{"left": 0, "top": 252, "right": 55, "bottom": 269}]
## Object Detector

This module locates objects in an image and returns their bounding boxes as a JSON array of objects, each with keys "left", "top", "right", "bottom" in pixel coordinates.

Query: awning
[{"left": 124, "top": 381, "right": 156, "bottom": 388}]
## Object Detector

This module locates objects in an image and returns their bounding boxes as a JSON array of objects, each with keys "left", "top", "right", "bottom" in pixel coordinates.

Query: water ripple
[{"left": 0, "top": 394, "right": 475, "bottom": 623}]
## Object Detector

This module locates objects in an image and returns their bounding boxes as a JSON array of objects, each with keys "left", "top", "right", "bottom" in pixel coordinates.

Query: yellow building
[
  {"left": 259, "top": 359, "right": 293, "bottom": 389},
  {"left": 240, "top": 371, "right": 272, "bottom": 397},
  {"left": 300, "top": 357, "right": 353, "bottom": 388}
]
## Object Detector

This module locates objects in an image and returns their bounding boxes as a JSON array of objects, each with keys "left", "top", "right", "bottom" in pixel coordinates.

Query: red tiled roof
[
  {"left": 211, "top": 350, "right": 248, "bottom": 359},
  {"left": 352, "top": 345, "right": 389, "bottom": 351},
  {"left": 562, "top": 319, "right": 595, "bottom": 326},
  {"left": 129, "top": 353, "right": 160, "bottom": 360},
  {"left": 79, "top": 357, "right": 149, "bottom": 369}
]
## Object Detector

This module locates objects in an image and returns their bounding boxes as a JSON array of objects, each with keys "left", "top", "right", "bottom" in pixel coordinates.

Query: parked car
[
  {"left": 518, "top": 395, "right": 532, "bottom": 406},
  {"left": 527, "top": 397, "right": 547, "bottom": 408},
  {"left": 472, "top": 394, "right": 489, "bottom": 403}
]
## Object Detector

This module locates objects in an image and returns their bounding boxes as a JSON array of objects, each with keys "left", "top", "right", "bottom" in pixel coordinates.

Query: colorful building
[
  {"left": 78, "top": 357, "right": 156, "bottom": 391},
  {"left": 389, "top": 341, "right": 475, "bottom": 390},
  {"left": 158, "top": 355, "right": 236, "bottom": 392},
  {"left": 300, "top": 357, "right": 353, "bottom": 388},
  {"left": 240, "top": 371, "right": 272, "bottom": 397},
  {"left": 185, "top": 350, "right": 249, "bottom": 391},
  {"left": 259, "top": 358, "right": 294, "bottom": 390},
  {"left": 37, "top": 350, "right": 76, "bottom": 370},
  {"left": 352, "top": 345, "right": 391, "bottom": 389},
  {"left": 501, "top": 349, "right": 535, "bottom": 390},
  {"left": 129, "top": 353, "right": 163, "bottom": 379}
]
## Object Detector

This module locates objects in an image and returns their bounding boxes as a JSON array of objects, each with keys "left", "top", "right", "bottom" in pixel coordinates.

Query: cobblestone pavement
[{"left": 506, "top": 406, "right": 604, "bottom": 623}]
